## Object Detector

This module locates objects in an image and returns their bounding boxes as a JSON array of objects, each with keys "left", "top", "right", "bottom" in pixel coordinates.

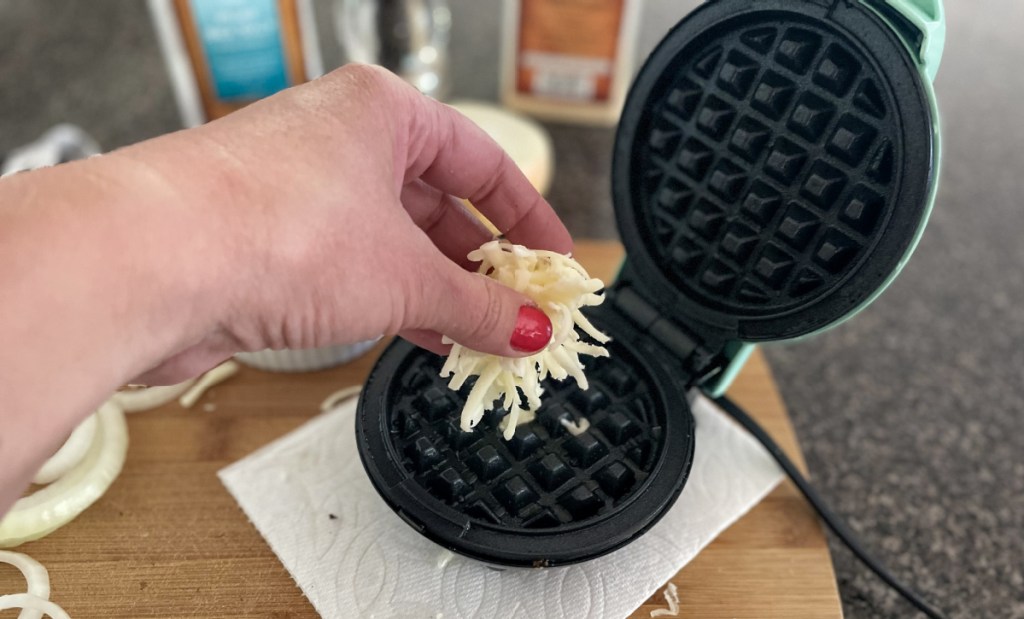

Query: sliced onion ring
[
  {"left": 0, "top": 594, "right": 69, "bottom": 619},
  {"left": 32, "top": 415, "right": 98, "bottom": 486},
  {"left": 0, "top": 401, "right": 128, "bottom": 548},
  {"left": 112, "top": 379, "right": 195, "bottom": 412},
  {"left": 0, "top": 550, "right": 50, "bottom": 619},
  {"left": 179, "top": 361, "right": 240, "bottom": 409}
]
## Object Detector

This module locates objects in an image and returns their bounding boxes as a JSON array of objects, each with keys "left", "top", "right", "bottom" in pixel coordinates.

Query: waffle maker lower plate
[{"left": 358, "top": 310, "right": 694, "bottom": 567}]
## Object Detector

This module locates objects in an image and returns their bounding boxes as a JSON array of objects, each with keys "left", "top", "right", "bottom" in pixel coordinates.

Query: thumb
[{"left": 410, "top": 260, "right": 552, "bottom": 357}]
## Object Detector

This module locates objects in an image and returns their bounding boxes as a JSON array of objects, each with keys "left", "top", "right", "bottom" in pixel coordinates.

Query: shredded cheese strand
[
  {"left": 559, "top": 417, "right": 590, "bottom": 436},
  {"left": 440, "top": 240, "right": 610, "bottom": 439},
  {"left": 436, "top": 549, "right": 455, "bottom": 569},
  {"left": 649, "top": 582, "right": 680, "bottom": 617}
]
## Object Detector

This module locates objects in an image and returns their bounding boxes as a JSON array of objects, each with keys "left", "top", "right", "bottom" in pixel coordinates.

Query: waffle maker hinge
[{"left": 606, "top": 276, "right": 725, "bottom": 388}]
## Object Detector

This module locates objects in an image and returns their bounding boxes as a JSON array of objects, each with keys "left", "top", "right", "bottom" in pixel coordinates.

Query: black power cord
[{"left": 713, "top": 395, "right": 948, "bottom": 619}]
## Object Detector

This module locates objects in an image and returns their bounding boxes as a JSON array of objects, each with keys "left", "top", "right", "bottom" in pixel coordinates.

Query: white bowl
[{"left": 234, "top": 340, "right": 378, "bottom": 373}]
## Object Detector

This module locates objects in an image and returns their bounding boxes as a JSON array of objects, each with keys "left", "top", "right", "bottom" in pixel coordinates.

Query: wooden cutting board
[{"left": 0, "top": 241, "right": 843, "bottom": 619}]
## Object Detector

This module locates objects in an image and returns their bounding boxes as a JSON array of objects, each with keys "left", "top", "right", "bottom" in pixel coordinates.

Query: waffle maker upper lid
[{"left": 611, "top": 0, "right": 938, "bottom": 343}]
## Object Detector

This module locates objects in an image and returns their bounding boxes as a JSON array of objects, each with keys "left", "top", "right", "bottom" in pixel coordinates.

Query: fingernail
[{"left": 510, "top": 305, "right": 552, "bottom": 353}]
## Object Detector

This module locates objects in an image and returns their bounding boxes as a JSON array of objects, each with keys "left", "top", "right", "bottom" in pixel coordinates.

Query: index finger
[{"left": 404, "top": 98, "right": 573, "bottom": 254}]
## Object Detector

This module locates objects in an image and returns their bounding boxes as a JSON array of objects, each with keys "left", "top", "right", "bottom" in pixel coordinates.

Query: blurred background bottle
[
  {"left": 333, "top": 0, "right": 452, "bottom": 99},
  {"left": 500, "top": 0, "right": 642, "bottom": 126},
  {"left": 148, "top": 0, "right": 323, "bottom": 127}
]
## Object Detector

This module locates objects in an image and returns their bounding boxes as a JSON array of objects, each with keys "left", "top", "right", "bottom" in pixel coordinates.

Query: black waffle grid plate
[
  {"left": 388, "top": 351, "right": 659, "bottom": 529},
  {"left": 614, "top": 0, "right": 934, "bottom": 339}
]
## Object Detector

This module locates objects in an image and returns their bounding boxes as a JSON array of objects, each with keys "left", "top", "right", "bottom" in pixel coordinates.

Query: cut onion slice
[
  {"left": 112, "top": 379, "right": 195, "bottom": 412},
  {"left": 0, "top": 594, "right": 69, "bottom": 619},
  {"left": 179, "top": 361, "right": 240, "bottom": 409},
  {"left": 0, "top": 401, "right": 128, "bottom": 548},
  {"left": 32, "top": 415, "right": 97, "bottom": 485},
  {"left": 0, "top": 550, "right": 50, "bottom": 619}
]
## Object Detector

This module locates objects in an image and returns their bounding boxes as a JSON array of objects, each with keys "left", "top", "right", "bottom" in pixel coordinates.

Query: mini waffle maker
[{"left": 358, "top": 0, "right": 943, "bottom": 567}]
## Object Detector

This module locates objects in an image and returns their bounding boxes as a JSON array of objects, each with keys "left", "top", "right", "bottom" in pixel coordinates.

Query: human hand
[{"left": 127, "top": 64, "right": 572, "bottom": 384}]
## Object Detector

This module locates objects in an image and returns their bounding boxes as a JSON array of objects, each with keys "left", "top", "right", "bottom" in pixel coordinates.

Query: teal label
[{"left": 190, "top": 0, "right": 290, "bottom": 100}]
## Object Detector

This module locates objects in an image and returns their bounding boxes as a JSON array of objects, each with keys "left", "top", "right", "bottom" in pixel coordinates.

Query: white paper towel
[{"left": 219, "top": 395, "right": 783, "bottom": 619}]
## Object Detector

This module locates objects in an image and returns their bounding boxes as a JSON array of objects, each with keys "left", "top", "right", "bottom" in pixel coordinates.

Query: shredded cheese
[
  {"left": 436, "top": 549, "right": 455, "bottom": 569},
  {"left": 498, "top": 408, "right": 536, "bottom": 435},
  {"left": 440, "top": 240, "right": 610, "bottom": 439},
  {"left": 559, "top": 416, "right": 591, "bottom": 436},
  {"left": 649, "top": 582, "right": 680, "bottom": 617}
]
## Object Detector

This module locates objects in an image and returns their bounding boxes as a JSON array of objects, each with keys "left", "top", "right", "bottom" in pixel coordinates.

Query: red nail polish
[{"left": 510, "top": 306, "right": 552, "bottom": 353}]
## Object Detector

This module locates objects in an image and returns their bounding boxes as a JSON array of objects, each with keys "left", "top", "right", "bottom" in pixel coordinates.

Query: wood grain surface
[{"left": 0, "top": 241, "right": 842, "bottom": 618}]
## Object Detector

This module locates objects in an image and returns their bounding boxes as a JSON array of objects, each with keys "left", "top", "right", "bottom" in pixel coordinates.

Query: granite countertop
[{"left": 1, "top": 1, "right": 1021, "bottom": 617}]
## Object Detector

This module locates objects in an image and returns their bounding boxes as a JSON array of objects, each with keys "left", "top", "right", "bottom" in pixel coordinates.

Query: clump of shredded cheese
[{"left": 440, "top": 240, "right": 610, "bottom": 439}]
